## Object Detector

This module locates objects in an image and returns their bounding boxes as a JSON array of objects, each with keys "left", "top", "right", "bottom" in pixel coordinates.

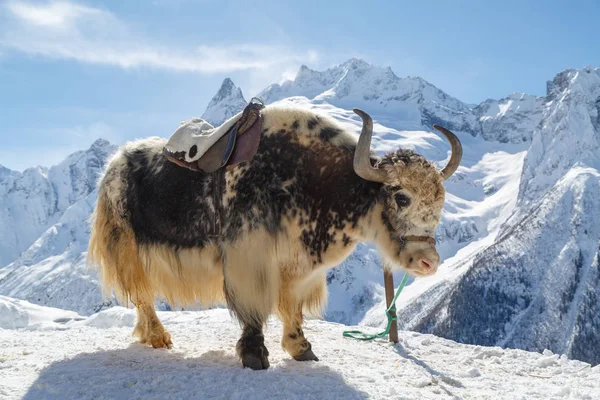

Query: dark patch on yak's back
[
  {"left": 319, "top": 126, "right": 341, "bottom": 142},
  {"left": 123, "top": 147, "right": 219, "bottom": 248},
  {"left": 307, "top": 118, "right": 319, "bottom": 130},
  {"left": 292, "top": 120, "right": 300, "bottom": 130}
]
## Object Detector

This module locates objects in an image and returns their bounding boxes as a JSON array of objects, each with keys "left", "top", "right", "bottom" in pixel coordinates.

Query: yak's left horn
[
  {"left": 353, "top": 109, "right": 387, "bottom": 183},
  {"left": 433, "top": 125, "right": 463, "bottom": 180}
]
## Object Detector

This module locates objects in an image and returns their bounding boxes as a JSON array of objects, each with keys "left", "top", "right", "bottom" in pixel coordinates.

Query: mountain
[
  {"left": 201, "top": 78, "right": 247, "bottom": 126},
  {"left": 257, "top": 59, "right": 549, "bottom": 145},
  {"left": 0, "top": 139, "right": 115, "bottom": 267},
  {"left": 2, "top": 296, "right": 599, "bottom": 400},
  {"left": 380, "top": 67, "right": 600, "bottom": 365},
  {"left": 259, "top": 58, "right": 481, "bottom": 135},
  {"left": 474, "top": 93, "right": 545, "bottom": 143},
  {"left": 0, "top": 139, "right": 117, "bottom": 315},
  {"left": 2, "top": 59, "right": 599, "bottom": 366},
  {"left": 0, "top": 190, "right": 111, "bottom": 315}
]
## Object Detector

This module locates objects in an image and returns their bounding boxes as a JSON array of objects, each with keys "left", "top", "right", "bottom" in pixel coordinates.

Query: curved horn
[
  {"left": 433, "top": 125, "right": 463, "bottom": 180},
  {"left": 353, "top": 109, "right": 387, "bottom": 183}
]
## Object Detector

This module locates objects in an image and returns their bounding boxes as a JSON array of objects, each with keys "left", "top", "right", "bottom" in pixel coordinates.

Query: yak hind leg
[
  {"left": 235, "top": 324, "right": 270, "bottom": 370},
  {"left": 278, "top": 285, "right": 319, "bottom": 362},
  {"left": 223, "top": 233, "right": 278, "bottom": 370},
  {"left": 225, "top": 273, "right": 273, "bottom": 369},
  {"left": 133, "top": 302, "right": 172, "bottom": 349}
]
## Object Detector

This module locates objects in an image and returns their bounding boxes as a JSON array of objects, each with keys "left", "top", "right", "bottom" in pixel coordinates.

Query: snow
[
  {"left": 1, "top": 298, "right": 598, "bottom": 400},
  {"left": 0, "top": 295, "right": 82, "bottom": 330}
]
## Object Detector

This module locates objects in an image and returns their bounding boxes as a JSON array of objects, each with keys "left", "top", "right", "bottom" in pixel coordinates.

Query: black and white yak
[{"left": 88, "top": 107, "right": 462, "bottom": 370}]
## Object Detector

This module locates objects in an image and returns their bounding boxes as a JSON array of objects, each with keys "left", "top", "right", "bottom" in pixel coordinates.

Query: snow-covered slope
[
  {"left": 0, "top": 295, "right": 83, "bottom": 330},
  {"left": 201, "top": 77, "right": 247, "bottom": 126},
  {"left": 1, "top": 297, "right": 598, "bottom": 400},
  {"left": 474, "top": 93, "right": 545, "bottom": 143},
  {"left": 0, "top": 190, "right": 111, "bottom": 315},
  {"left": 0, "top": 139, "right": 115, "bottom": 267}
]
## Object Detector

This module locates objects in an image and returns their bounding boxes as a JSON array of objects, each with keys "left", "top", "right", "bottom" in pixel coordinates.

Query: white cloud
[
  {"left": 6, "top": 1, "right": 102, "bottom": 29},
  {"left": 0, "top": 1, "right": 318, "bottom": 74}
]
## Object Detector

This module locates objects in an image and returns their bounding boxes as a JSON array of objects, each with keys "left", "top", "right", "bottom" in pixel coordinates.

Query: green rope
[{"left": 343, "top": 272, "right": 410, "bottom": 341}]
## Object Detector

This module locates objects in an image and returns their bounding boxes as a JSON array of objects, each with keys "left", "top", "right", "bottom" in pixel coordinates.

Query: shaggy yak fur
[{"left": 88, "top": 106, "right": 447, "bottom": 370}]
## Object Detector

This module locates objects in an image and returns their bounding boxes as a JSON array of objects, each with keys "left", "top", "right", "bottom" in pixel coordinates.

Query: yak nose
[{"left": 418, "top": 257, "right": 438, "bottom": 273}]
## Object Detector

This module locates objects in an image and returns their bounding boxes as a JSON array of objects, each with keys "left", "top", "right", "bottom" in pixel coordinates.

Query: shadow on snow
[{"left": 23, "top": 344, "right": 369, "bottom": 400}]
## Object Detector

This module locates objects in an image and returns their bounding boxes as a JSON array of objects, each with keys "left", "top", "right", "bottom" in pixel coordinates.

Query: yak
[{"left": 88, "top": 106, "right": 462, "bottom": 370}]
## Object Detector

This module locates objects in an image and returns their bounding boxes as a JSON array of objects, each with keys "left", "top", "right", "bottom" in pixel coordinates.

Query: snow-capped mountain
[
  {"left": 2, "top": 59, "right": 599, "bottom": 366},
  {"left": 0, "top": 139, "right": 115, "bottom": 267},
  {"left": 201, "top": 78, "right": 247, "bottom": 126},
  {"left": 258, "top": 58, "right": 550, "bottom": 146},
  {"left": 259, "top": 58, "right": 481, "bottom": 135},
  {"left": 379, "top": 67, "right": 600, "bottom": 366},
  {"left": 0, "top": 139, "right": 117, "bottom": 315},
  {"left": 474, "top": 93, "right": 545, "bottom": 143},
  {"left": 0, "top": 190, "right": 111, "bottom": 315}
]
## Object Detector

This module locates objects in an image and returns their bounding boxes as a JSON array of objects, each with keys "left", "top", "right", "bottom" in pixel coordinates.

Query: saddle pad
[
  {"left": 163, "top": 113, "right": 243, "bottom": 166},
  {"left": 163, "top": 98, "right": 264, "bottom": 172},
  {"left": 196, "top": 109, "right": 263, "bottom": 173}
]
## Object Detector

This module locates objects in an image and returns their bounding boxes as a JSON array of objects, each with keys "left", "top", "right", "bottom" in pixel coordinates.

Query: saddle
[{"left": 163, "top": 98, "right": 264, "bottom": 173}]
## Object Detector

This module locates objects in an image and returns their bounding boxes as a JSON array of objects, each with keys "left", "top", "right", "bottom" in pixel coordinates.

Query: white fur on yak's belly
[{"left": 1, "top": 301, "right": 598, "bottom": 400}]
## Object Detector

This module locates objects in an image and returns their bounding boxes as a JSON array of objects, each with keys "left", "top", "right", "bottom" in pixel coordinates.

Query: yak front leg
[
  {"left": 133, "top": 301, "right": 172, "bottom": 349},
  {"left": 278, "top": 290, "right": 319, "bottom": 362}
]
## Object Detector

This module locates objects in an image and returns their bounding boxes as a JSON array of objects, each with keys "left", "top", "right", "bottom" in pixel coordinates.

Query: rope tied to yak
[{"left": 343, "top": 272, "right": 409, "bottom": 341}]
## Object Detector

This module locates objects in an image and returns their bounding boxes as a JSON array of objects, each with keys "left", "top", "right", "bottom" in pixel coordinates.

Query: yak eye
[{"left": 394, "top": 193, "right": 411, "bottom": 209}]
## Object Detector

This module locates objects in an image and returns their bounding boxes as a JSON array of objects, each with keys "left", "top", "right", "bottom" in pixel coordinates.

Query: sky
[{"left": 0, "top": 0, "right": 598, "bottom": 171}]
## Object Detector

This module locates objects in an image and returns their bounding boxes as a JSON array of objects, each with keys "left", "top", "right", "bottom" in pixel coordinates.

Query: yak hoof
[
  {"left": 142, "top": 331, "right": 173, "bottom": 349},
  {"left": 151, "top": 333, "right": 173, "bottom": 349},
  {"left": 294, "top": 348, "right": 319, "bottom": 362},
  {"left": 242, "top": 351, "right": 270, "bottom": 370},
  {"left": 136, "top": 327, "right": 173, "bottom": 349},
  {"left": 238, "top": 336, "right": 270, "bottom": 370}
]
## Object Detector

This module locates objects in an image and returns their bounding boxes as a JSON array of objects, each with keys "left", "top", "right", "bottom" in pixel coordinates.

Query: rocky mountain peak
[
  {"left": 518, "top": 67, "right": 600, "bottom": 206},
  {"left": 201, "top": 78, "right": 247, "bottom": 126}
]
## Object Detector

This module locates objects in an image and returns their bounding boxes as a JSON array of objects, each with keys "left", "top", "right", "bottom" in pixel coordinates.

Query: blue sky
[{"left": 0, "top": 0, "right": 598, "bottom": 170}]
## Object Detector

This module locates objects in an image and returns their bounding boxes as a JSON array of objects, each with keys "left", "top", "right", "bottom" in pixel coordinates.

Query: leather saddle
[{"left": 163, "top": 98, "right": 264, "bottom": 173}]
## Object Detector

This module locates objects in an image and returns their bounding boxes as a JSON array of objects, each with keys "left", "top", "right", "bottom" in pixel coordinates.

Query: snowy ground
[{"left": 1, "top": 297, "right": 598, "bottom": 400}]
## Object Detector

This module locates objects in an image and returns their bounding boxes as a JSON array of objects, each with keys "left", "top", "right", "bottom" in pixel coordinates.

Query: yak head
[{"left": 352, "top": 109, "right": 462, "bottom": 277}]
